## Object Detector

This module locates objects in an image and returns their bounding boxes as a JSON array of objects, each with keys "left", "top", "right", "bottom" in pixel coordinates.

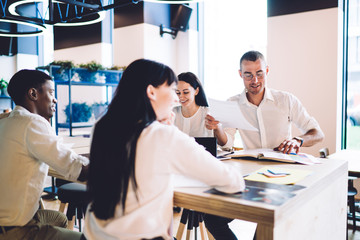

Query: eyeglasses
[{"left": 242, "top": 72, "right": 265, "bottom": 81}]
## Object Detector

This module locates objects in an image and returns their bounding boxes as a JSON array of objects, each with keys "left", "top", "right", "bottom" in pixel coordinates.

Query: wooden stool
[
  {"left": 176, "top": 209, "right": 214, "bottom": 240},
  {"left": 57, "top": 183, "right": 90, "bottom": 231}
]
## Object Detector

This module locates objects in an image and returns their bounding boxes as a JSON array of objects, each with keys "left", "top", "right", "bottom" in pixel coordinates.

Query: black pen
[{"left": 222, "top": 151, "right": 235, "bottom": 156}]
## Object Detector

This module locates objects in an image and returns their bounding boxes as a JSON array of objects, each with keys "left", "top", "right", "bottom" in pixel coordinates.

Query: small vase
[{"left": 0, "top": 88, "right": 8, "bottom": 96}]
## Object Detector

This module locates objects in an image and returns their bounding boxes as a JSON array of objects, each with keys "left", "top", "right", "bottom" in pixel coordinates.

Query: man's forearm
[{"left": 300, "top": 128, "right": 325, "bottom": 147}]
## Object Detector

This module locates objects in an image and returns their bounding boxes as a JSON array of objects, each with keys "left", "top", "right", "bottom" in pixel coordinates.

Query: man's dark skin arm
[
  {"left": 77, "top": 164, "right": 89, "bottom": 182},
  {"left": 77, "top": 153, "right": 89, "bottom": 182}
]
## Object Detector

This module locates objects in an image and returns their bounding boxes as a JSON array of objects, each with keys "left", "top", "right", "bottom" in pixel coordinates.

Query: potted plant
[
  {"left": 64, "top": 102, "right": 92, "bottom": 123},
  {"left": 38, "top": 60, "right": 76, "bottom": 81},
  {"left": 0, "top": 78, "right": 9, "bottom": 96},
  {"left": 77, "top": 61, "right": 105, "bottom": 83},
  {"left": 91, "top": 102, "right": 108, "bottom": 120},
  {"left": 105, "top": 65, "right": 126, "bottom": 83}
]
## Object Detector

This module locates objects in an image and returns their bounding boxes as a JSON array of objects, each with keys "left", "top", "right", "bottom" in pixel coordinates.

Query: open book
[{"left": 228, "top": 148, "right": 320, "bottom": 165}]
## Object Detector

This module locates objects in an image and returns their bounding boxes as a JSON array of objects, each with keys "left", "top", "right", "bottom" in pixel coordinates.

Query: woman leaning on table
[{"left": 84, "top": 59, "right": 245, "bottom": 240}]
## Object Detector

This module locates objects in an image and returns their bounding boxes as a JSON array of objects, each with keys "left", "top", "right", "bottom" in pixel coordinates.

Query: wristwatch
[{"left": 293, "top": 137, "right": 304, "bottom": 147}]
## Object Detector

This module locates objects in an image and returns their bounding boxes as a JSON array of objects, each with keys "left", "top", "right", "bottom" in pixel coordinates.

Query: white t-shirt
[
  {"left": 84, "top": 121, "right": 245, "bottom": 240},
  {"left": 224, "top": 88, "right": 323, "bottom": 149},
  {"left": 173, "top": 106, "right": 213, "bottom": 137},
  {"left": 0, "top": 106, "right": 89, "bottom": 226}
]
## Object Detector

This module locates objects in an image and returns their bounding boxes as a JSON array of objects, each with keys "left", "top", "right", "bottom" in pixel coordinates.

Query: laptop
[{"left": 195, "top": 137, "right": 217, "bottom": 157}]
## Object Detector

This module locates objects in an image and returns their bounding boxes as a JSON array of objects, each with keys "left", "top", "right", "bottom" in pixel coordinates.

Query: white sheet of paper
[{"left": 208, "top": 98, "right": 258, "bottom": 131}]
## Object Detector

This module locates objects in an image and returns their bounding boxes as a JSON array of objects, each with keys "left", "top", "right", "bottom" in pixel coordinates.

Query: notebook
[{"left": 195, "top": 137, "right": 217, "bottom": 157}]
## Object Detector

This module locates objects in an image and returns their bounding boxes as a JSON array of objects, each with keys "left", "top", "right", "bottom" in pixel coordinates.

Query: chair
[
  {"left": 319, "top": 147, "right": 357, "bottom": 232},
  {"left": 57, "top": 182, "right": 90, "bottom": 231}
]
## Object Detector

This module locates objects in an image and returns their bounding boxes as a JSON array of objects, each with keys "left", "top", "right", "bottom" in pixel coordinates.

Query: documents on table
[
  {"left": 228, "top": 148, "right": 321, "bottom": 165},
  {"left": 208, "top": 98, "right": 258, "bottom": 131},
  {"left": 244, "top": 166, "right": 312, "bottom": 185}
]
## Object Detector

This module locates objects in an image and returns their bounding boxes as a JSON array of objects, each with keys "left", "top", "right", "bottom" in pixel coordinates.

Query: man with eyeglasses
[{"left": 204, "top": 50, "right": 324, "bottom": 239}]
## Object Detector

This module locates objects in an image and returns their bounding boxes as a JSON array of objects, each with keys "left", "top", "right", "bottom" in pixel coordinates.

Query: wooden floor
[{"left": 43, "top": 176, "right": 359, "bottom": 240}]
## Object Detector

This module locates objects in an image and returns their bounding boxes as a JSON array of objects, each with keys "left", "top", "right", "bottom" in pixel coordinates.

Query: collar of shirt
[{"left": 239, "top": 87, "right": 275, "bottom": 107}]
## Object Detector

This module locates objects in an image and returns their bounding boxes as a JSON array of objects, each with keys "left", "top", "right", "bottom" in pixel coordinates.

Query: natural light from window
[{"left": 202, "top": 0, "right": 267, "bottom": 101}]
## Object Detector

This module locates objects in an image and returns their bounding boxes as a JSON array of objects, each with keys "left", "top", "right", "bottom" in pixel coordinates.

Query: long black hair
[
  {"left": 177, "top": 72, "right": 208, "bottom": 107},
  {"left": 87, "top": 59, "right": 177, "bottom": 220}
]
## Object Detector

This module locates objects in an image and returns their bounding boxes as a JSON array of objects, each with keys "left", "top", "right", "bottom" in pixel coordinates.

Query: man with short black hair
[{"left": 0, "top": 69, "right": 89, "bottom": 240}]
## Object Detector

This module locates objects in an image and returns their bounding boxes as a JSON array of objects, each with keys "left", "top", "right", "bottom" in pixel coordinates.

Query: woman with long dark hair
[
  {"left": 174, "top": 72, "right": 231, "bottom": 148},
  {"left": 84, "top": 59, "right": 245, "bottom": 240},
  {"left": 174, "top": 72, "right": 212, "bottom": 137}
]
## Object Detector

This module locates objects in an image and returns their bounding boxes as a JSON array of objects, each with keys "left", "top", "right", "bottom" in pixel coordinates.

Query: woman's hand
[{"left": 205, "top": 114, "right": 220, "bottom": 130}]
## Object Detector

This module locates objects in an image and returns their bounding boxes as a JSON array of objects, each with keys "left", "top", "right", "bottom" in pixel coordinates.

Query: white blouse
[
  {"left": 84, "top": 121, "right": 245, "bottom": 240},
  {"left": 173, "top": 106, "right": 213, "bottom": 137}
]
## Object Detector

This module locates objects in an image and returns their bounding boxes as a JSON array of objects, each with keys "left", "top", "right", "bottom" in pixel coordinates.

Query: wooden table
[
  {"left": 50, "top": 137, "right": 348, "bottom": 240},
  {"left": 174, "top": 158, "right": 347, "bottom": 240},
  {"left": 62, "top": 136, "right": 91, "bottom": 156}
]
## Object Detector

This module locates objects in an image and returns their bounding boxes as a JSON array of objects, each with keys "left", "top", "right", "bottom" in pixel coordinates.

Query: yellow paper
[{"left": 244, "top": 166, "right": 312, "bottom": 185}]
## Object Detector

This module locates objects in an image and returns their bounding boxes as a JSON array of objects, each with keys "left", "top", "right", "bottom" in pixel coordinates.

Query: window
[
  {"left": 345, "top": 0, "right": 360, "bottom": 150},
  {"left": 200, "top": 0, "right": 267, "bottom": 148},
  {"left": 201, "top": 0, "right": 267, "bottom": 101}
]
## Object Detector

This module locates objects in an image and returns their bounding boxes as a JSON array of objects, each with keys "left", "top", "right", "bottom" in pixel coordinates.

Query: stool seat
[{"left": 57, "top": 183, "right": 89, "bottom": 204}]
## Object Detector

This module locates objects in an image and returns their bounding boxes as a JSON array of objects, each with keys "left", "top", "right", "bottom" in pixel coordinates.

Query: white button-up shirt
[
  {"left": 0, "top": 106, "right": 89, "bottom": 226},
  {"left": 224, "top": 88, "right": 322, "bottom": 150}
]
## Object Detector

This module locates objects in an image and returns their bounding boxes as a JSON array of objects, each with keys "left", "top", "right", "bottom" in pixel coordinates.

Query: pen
[
  {"left": 267, "top": 169, "right": 290, "bottom": 175},
  {"left": 222, "top": 151, "right": 235, "bottom": 156}
]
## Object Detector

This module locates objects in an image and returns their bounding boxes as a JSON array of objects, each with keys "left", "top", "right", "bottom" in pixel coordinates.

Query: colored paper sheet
[{"left": 244, "top": 166, "right": 312, "bottom": 185}]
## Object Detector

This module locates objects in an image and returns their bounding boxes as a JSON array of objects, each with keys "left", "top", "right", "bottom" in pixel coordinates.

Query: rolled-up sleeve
[
  {"left": 289, "top": 95, "right": 322, "bottom": 134},
  {"left": 221, "top": 127, "right": 237, "bottom": 150}
]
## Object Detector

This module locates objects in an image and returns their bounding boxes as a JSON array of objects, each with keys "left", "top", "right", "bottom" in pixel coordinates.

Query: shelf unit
[
  {"left": 49, "top": 66, "right": 122, "bottom": 136},
  {"left": 0, "top": 95, "right": 14, "bottom": 113}
]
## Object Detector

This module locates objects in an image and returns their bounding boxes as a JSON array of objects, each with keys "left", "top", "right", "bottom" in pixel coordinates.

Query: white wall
[
  {"left": 54, "top": 42, "right": 111, "bottom": 66},
  {"left": 174, "top": 28, "right": 199, "bottom": 75},
  {"left": 0, "top": 56, "right": 17, "bottom": 81},
  {"left": 113, "top": 23, "right": 194, "bottom": 75},
  {"left": 0, "top": 53, "right": 39, "bottom": 81},
  {"left": 113, "top": 24, "right": 145, "bottom": 67},
  {"left": 267, "top": 8, "right": 340, "bottom": 156},
  {"left": 144, "top": 23, "right": 177, "bottom": 70}
]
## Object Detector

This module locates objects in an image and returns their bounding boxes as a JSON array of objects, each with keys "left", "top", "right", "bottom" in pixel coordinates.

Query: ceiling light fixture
[
  {"left": 8, "top": 0, "right": 106, "bottom": 27},
  {"left": 144, "top": 0, "right": 202, "bottom": 3},
  {"left": 0, "top": 17, "right": 46, "bottom": 37}
]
